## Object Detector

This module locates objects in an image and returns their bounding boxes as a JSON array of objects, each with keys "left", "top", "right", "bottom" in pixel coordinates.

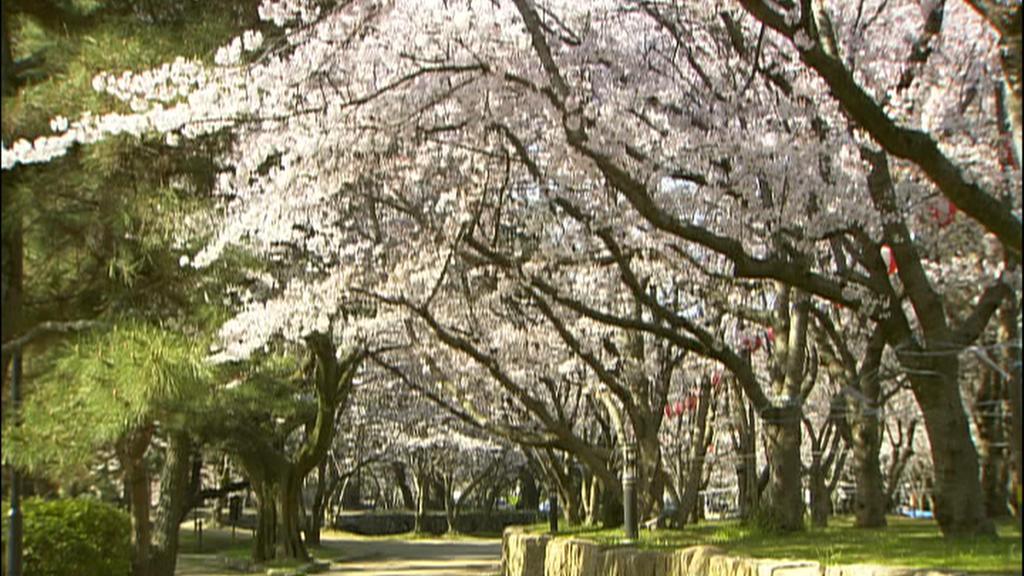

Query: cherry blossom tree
[{"left": 3, "top": 0, "right": 1018, "bottom": 538}]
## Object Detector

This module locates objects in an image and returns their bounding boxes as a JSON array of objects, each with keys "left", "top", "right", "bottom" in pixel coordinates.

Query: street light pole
[
  {"left": 623, "top": 441, "right": 638, "bottom": 541},
  {"left": 548, "top": 491, "right": 558, "bottom": 534},
  {"left": 7, "top": 350, "right": 24, "bottom": 576}
]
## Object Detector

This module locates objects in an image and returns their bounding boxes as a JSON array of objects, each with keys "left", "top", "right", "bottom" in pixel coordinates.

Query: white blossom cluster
[{"left": 4, "top": 0, "right": 1018, "bottom": 471}]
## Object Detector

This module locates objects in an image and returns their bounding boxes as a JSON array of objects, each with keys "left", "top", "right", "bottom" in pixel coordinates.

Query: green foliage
[
  {"left": 1, "top": 497, "right": 132, "bottom": 576},
  {"left": 197, "top": 347, "right": 315, "bottom": 449},
  {"left": 4, "top": 1, "right": 257, "bottom": 139},
  {"left": 4, "top": 0, "right": 253, "bottom": 333},
  {"left": 4, "top": 322, "right": 215, "bottom": 478}
]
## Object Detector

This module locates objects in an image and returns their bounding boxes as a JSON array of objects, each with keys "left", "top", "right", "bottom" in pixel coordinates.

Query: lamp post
[
  {"left": 7, "top": 351, "right": 23, "bottom": 576},
  {"left": 623, "top": 441, "right": 638, "bottom": 541},
  {"left": 548, "top": 491, "right": 558, "bottom": 534}
]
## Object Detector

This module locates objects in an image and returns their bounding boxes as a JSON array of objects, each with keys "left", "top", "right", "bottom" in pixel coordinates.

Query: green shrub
[{"left": 2, "top": 497, "right": 131, "bottom": 576}]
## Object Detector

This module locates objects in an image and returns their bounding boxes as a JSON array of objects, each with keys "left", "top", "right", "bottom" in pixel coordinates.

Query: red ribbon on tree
[
  {"left": 739, "top": 332, "right": 762, "bottom": 352},
  {"left": 685, "top": 394, "right": 699, "bottom": 412},
  {"left": 927, "top": 198, "right": 958, "bottom": 228},
  {"left": 880, "top": 244, "right": 898, "bottom": 275}
]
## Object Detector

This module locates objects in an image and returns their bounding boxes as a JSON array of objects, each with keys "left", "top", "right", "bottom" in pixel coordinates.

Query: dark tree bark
[
  {"left": 674, "top": 378, "right": 715, "bottom": 527},
  {"left": 974, "top": 353, "right": 1011, "bottom": 518},
  {"left": 737, "top": 0, "right": 1021, "bottom": 256},
  {"left": 857, "top": 147, "right": 998, "bottom": 537},
  {"left": 230, "top": 334, "right": 364, "bottom": 562},
  {"left": 883, "top": 419, "right": 918, "bottom": 512},
  {"left": 729, "top": 379, "right": 759, "bottom": 520},
  {"left": 533, "top": 448, "right": 584, "bottom": 525},
  {"left": 0, "top": 2, "right": 23, "bottom": 392},
  {"left": 761, "top": 287, "right": 812, "bottom": 532},
  {"left": 803, "top": 413, "right": 846, "bottom": 528},
  {"left": 118, "top": 424, "right": 155, "bottom": 576},
  {"left": 413, "top": 464, "right": 429, "bottom": 533},
  {"left": 846, "top": 347, "right": 887, "bottom": 527},
  {"left": 393, "top": 461, "right": 417, "bottom": 510},
  {"left": 907, "top": 357, "right": 993, "bottom": 535},
  {"left": 304, "top": 459, "right": 330, "bottom": 547},
  {"left": 816, "top": 319, "right": 889, "bottom": 528},
  {"left": 517, "top": 466, "right": 539, "bottom": 512},
  {"left": 995, "top": 297, "right": 1022, "bottom": 524},
  {"left": 150, "top": 430, "right": 194, "bottom": 576}
]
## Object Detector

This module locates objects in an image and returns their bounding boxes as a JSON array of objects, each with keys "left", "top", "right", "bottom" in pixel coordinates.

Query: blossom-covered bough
[{"left": 3, "top": 0, "right": 1020, "bottom": 539}]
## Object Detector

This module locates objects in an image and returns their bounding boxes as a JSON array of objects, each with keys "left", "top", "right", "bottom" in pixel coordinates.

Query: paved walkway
[
  {"left": 175, "top": 531, "right": 501, "bottom": 576},
  {"left": 324, "top": 533, "right": 501, "bottom": 575}
]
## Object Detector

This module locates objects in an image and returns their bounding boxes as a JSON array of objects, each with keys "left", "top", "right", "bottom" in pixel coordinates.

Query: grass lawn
[{"left": 523, "top": 516, "right": 1022, "bottom": 574}]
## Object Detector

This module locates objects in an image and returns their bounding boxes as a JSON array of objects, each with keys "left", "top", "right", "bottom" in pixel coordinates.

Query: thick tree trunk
[
  {"left": 304, "top": 460, "right": 328, "bottom": 547},
  {"left": 763, "top": 406, "right": 804, "bottom": 531},
  {"left": 840, "top": 327, "right": 889, "bottom": 528},
  {"left": 637, "top": 434, "right": 664, "bottom": 520},
  {"left": 414, "top": 468, "right": 428, "bottom": 533},
  {"left": 848, "top": 394, "right": 886, "bottom": 527},
  {"left": 909, "top": 356, "right": 995, "bottom": 536},
  {"left": 0, "top": 3, "right": 20, "bottom": 389},
  {"left": 996, "top": 8, "right": 1022, "bottom": 167},
  {"left": 976, "top": 363, "right": 1011, "bottom": 518},
  {"left": 119, "top": 425, "right": 154, "bottom": 576},
  {"left": 999, "top": 298, "right": 1022, "bottom": 523},
  {"left": 599, "top": 482, "right": 623, "bottom": 528},
  {"left": 582, "top": 473, "right": 600, "bottom": 525},
  {"left": 393, "top": 462, "right": 416, "bottom": 510},
  {"left": 729, "top": 379, "right": 759, "bottom": 520},
  {"left": 150, "top": 431, "right": 193, "bottom": 576},
  {"left": 518, "top": 466, "right": 539, "bottom": 512},
  {"left": 274, "top": 471, "right": 308, "bottom": 560},
  {"left": 738, "top": 416, "right": 758, "bottom": 519},
  {"left": 443, "top": 475, "right": 457, "bottom": 534},
  {"left": 676, "top": 379, "right": 714, "bottom": 528},
  {"left": 808, "top": 468, "right": 829, "bottom": 528},
  {"left": 252, "top": 480, "right": 277, "bottom": 563}
]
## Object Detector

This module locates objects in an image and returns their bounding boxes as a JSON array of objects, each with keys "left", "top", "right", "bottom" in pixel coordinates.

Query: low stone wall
[
  {"left": 501, "top": 528, "right": 963, "bottom": 576},
  {"left": 333, "top": 510, "right": 540, "bottom": 535}
]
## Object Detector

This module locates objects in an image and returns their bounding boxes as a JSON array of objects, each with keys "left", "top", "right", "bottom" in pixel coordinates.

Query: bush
[{"left": 1, "top": 497, "right": 131, "bottom": 576}]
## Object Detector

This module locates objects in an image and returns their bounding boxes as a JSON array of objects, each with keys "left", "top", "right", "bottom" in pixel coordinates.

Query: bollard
[
  {"left": 548, "top": 494, "right": 559, "bottom": 534},
  {"left": 623, "top": 443, "right": 638, "bottom": 541}
]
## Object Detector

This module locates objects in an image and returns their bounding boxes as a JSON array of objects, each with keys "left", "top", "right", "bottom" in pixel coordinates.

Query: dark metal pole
[
  {"left": 548, "top": 493, "right": 558, "bottom": 534},
  {"left": 7, "top": 351, "right": 24, "bottom": 576},
  {"left": 623, "top": 442, "right": 638, "bottom": 541}
]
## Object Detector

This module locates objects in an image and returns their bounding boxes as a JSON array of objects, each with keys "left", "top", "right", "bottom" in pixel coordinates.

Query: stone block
[
  {"left": 602, "top": 547, "right": 665, "bottom": 576},
  {"left": 503, "top": 527, "right": 550, "bottom": 576},
  {"left": 709, "top": 555, "right": 761, "bottom": 576},
  {"left": 544, "top": 538, "right": 604, "bottom": 576},
  {"left": 754, "top": 560, "right": 821, "bottom": 576},
  {"left": 663, "top": 545, "right": 727, "bottom": 575}
]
